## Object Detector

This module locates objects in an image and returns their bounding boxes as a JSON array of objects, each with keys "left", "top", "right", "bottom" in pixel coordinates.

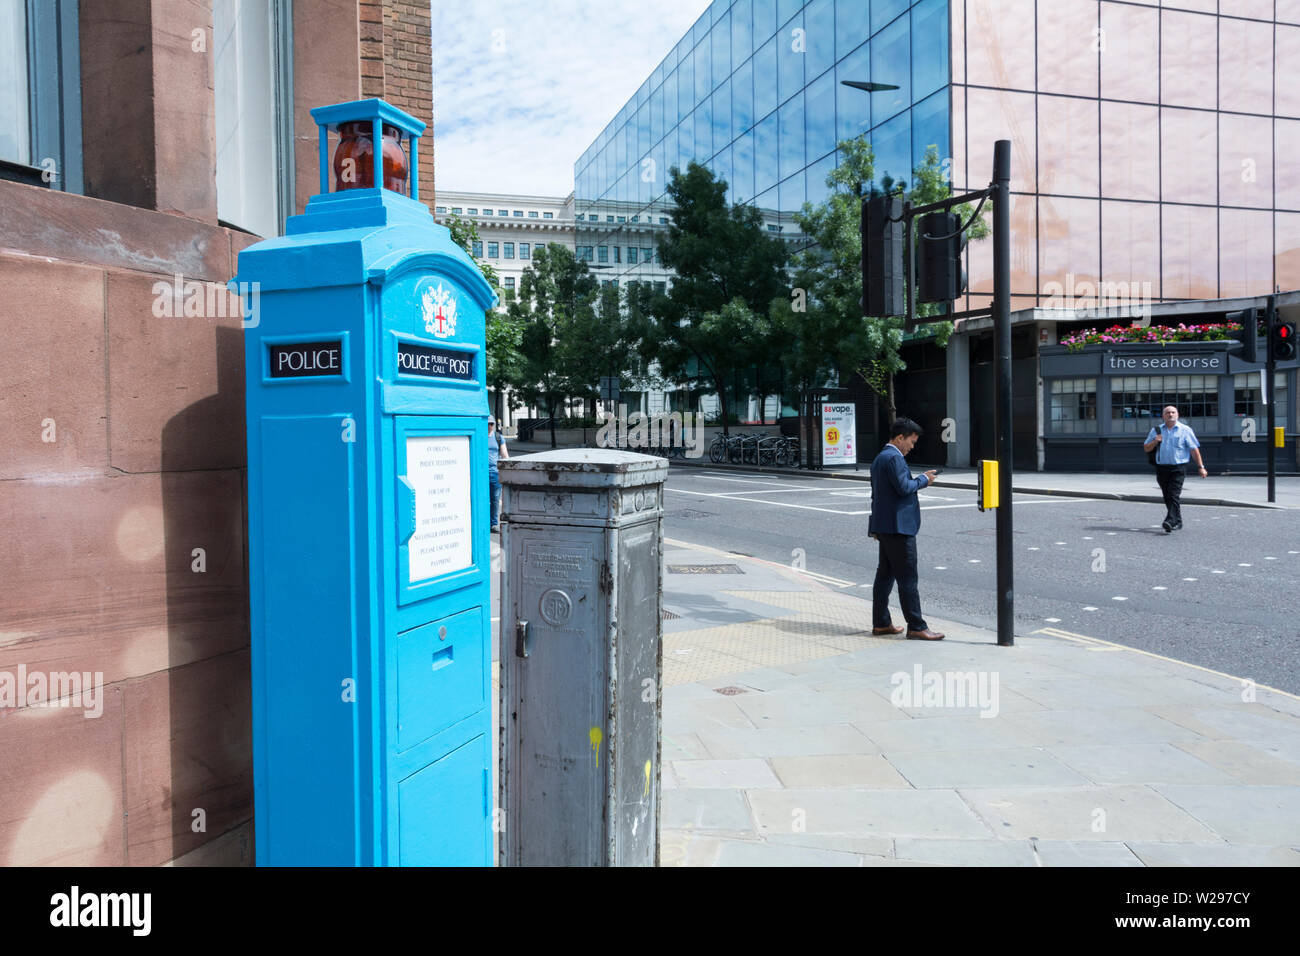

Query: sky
[{"left": 431, "top": 0, "right": 713, "bottom": 198}]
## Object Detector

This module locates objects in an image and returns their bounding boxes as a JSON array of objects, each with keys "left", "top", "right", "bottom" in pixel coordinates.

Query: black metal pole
[
  {"left": 992, "top": 139, "right": 1014, "bottom": 647},
  {"left": 1266, "top": 295, "right": 1277, "bottom": 504}
]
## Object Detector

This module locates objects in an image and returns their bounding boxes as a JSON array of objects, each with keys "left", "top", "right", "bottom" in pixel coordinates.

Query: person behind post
[
  {"left": 1143, "top": 405, "right": 1207, "bottom": 533},
  {"left": 488, "top": 417, "right": 509, "bottom": 533},
  {"left": 868, "top": 418, "right": 944, "bottom": 641}
]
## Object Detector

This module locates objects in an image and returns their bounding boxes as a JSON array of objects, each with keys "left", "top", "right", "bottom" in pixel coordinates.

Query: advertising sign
[{"left": 822, "top": 403, "right": 856, "bottom": 466}]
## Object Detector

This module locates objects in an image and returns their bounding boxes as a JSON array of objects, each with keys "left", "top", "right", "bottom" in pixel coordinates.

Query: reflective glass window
[
  {"left": 1233, "top": 372, "right": 1288, "bottom": 431},
  {"left": 778, "top": 0, "right": 801, "bottom": 29},
  {"left": 1049, "top": 378, "right": 1099, "bottom": 434},
  {"left": 732, "top": 0, "right": 754, "bottom": 62},
  {"left": 805, "top": 149, "right": 838, "bottom": 207},
  {"left": 1219, "top": 113, "right": 1272, "bottom": 210},
  {"left": 520, "top": 243, "right": 530, "bottom": 259},
  {"left": 1160, "top": 204, "right": 1218, "bottom": 299},
  {"left": 678, "top": 54, "right": 694, "bottom": 116},
  {"left": 695, "top": 99, "right": 712, "bottom": 159},
  {"left": 734, "top": 128, "right": 756, "bottom": 202},
  {"left": 1220, "top": 208, "right": 1274, "bottom": 299},
  {"left": 870, "top": 15, "right": 909, "bottom": 123},
  {"left": 1099, "top": 101, "right": 1159, "bottom": 202},
  {"left": 1161, "top": 10, "right": 1216, "bottom": 110},
  {"left": 712, "top": 80, "right": 731, "bottom": 155},
  {"left": 966, "top": 0, "right": 1035, "bottom": 91},
  {"left": 598, "top": 245, "right": 608, "bottom": 263},
  {"left": 1101, "top": 201, "right": 1159, "bottom": 294},
  {"left": 663, "top": 69, "right": 678, "bottom": 128},
  {"left": 964, "top": 87, "right": 1037, "bottom": 194},
  {"left": 692, "top": 12, "right": 709, "bottom": 48},
  {"left": 471, "top": 240, "right": 482, "bottom": 257},
  {"left": 503, "top": 242, "right": 514, "bottom": 259},
  {"left": 754, "top": 0, "right": 777, "bottom": 45},
  {"left": 651, "top": 83, "right": 664, "bottom": 144},
  {"left": 836, "top": 41, "right": 871, "bottom": 144},
  {"left": 755, "top": 111, "right": 779, "bottom": 194},
  {"left": 1278, "top": 120, "right": 1300, "bottom": 211},
  {"left": 733, "top": 57, "right": 755, "bottom": 137},
  {"left": 1100, "top": 2, "right": 1157, "bottom": 103},
  {"left": 488, "top": 242, "right": 498, "bottom": 258},
  {"left": 1279, "top": 27, "right": 1300, "bottom": 118},
  {"left": 1038, "top": 197, "right": 1100, "bottom": 298},
  {"left": 754, "top": 36, "right": 778, "bottom": 120},
  {"left": 778, "top": 10, "right": 804, "bottom": 106},
  {"left": 871, "top": 109, "right": 910, "bottom": 190},
  {"left": 694, "top": 37, "right": 711, "bottom": 104},
  {"left": 779, "top": 91, "right": 805, "bottom": 180},
  {"left": 1038, "top": 94, "right": 1099, "bottom": 197},
  {"left": 713, "top": 10, "right": 731, "bottom": 86},
  {"left": 780, "top": 171, "right": 805, "bottom": 215},
  {"left": 805, "top": 0, "right": 835, "bottom": 81},
  {"left": 1037, "top": 0, "right": 1097, "bottom": 98},
  {"left": 1160, "top": 108, "right": 1216, "bottom": 205},
  {"left": 837, "top": 0, "right": 870, "bottom": 62},
  {"left": 805, "top": 69, "right": 837, "bottom": 163},
  {"left": 679, "top": 112, "right": 695, "bottom": 165},
  {"left": 756, "top": 185, "right": 777, "bottom": 215},
  {"left": 1277, "top": 213, "right": 1300, "bottom": 291},
  {"left": 911, "top": 0, "right": 948, "bottom": 103},
  {"left": 872, "top": 0, "right": 908, "bottom": 31},
  {"left": 1219, "top": 17, "right": 1273, "bottom": 115},
  {"left": 967, "top": 194, "right": 1036, "bottom": 295},
  {"left": 911, "top": 89, "right": 949, "bottom": 177},
  {"left": 637, "top": 103, "right": 649, "bottom": 159},
  {"left": 714, "top": 145, "right": 734, "bottom": 201}
]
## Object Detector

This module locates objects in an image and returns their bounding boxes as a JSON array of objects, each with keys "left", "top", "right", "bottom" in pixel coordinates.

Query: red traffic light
[{"left": 1280, "top": 325, "right": 1291, "bottom": 338}]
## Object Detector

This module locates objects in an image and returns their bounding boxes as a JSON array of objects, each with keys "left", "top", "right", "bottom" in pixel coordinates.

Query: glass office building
[
  {"left": 576, "top": 0, "right": 1300, "bottom": 305},
  {"left": 574, "top": 0, "right": 952, "bottom": 286}
]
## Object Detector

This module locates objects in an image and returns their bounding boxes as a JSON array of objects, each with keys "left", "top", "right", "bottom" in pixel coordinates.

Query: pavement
[
  {"left": 507, "top": 437, "right": 1300, "bottom": 510},
  {"left": 653, "top": 536, "right": 1300, "bottom": 867}
]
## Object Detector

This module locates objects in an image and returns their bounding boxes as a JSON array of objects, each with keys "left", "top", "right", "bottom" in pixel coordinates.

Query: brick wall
[{"left": 381, "top": 0, "right": 435, "bottom": 208}]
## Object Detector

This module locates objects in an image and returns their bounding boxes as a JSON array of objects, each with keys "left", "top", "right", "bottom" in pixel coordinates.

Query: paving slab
[
  {"left": 695, "top": 723, "right": 879, "bottom": 759},
  {"left": 747, "top": 788, "right": 994, "bottom": 840},
  {"left": 671, "top": 758, "right": 783, "bottom": 789},
  {"left": 1048, "top": 743, "right": 1239, "bottom": 785},
  {"left": 1001, "top": 707, "right": 1203, "bottom": 747},
  {"left": 661, "top": 731, "right": 712, "bottom": 762},
  {"left": 1031, "top": 841, "right": 1145, "bottom": 867},
  {"left": 769, "top": 754, "right": 911, "bottom": 789},
  {"left": 1153, "top": 785, "right": 1300, "bottom": 844},
  {"left": 660, "top": 788, "right": 755, "bottom": 833},
  {"left": 1126, "top": 843, "right": 1300, "bottom": 867},
  {"left": 712, "top": 839, "right": 866, "bottom": 867},
  {"left": 1172, "top": 739, "right": 1300, "bottom": 785},
  {"left": 854, "top": 714, "right": 1039, "bottom": 754},
  {"left": 886, "top": 747, "right": 1091, "bottom": 789},
  {"left": 893, "top": 838, "right": 1039, "bottom": 867},
  {"left": 959, "top": 784, "right": 1225, "bottom": 843},
  {"left": 764, "top": 833, "right": 895, "bottom": 858}
]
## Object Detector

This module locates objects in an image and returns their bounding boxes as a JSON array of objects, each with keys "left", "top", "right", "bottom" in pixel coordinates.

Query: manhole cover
[
  {"left": 661, "top": 609, "right": 680, "bottom": 620},
  {"left": 666, "top": 564, "right": 744, "bottom": 574},
  {"left": 714, "top": 686, "right": 748, "bottom": 696},
  {"left": 667, "top": 509, "right": 714, "bottom": 519}
]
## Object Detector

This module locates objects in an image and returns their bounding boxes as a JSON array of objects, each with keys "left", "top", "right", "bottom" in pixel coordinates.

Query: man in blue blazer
[{"left": 869, "top": 418, "right": 944, "bottom": 640}]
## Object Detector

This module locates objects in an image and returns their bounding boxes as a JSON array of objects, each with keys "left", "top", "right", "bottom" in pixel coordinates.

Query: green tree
[
  {"left": 641, "top": 162, "right": 790, "bottom": 435},
  {"left": 556, "top": 280, "right": 637, "bottom": 421},
  {"left": 780, "top": 140, "right": 989, "bottom": 424},
  {"left": 509, "top": 243, "right": 597, "bottom": 448}
]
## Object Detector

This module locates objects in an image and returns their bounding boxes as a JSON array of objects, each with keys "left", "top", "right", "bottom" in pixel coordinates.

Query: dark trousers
[
  {"left": 872, "top": 533, "right": 928, "bottom": 631},
  {"left": 489, "top": 471, "right": 501, "bottom": 527},
  {"left": 1155, "top": 464, "right": 1186, "bottom": 525}
]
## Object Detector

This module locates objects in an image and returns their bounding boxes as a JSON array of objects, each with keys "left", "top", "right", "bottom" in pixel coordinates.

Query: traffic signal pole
[
  {"left": 992, "top": 140, "right": 1014, "bottom": 647},
  {"left": 1267, "top": 295, "right": 1276, "bottom": 504}
]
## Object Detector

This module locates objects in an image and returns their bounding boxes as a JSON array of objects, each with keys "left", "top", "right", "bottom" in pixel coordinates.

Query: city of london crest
[{"left": 421, "top": 281, "right": 457, "bottom": 339}]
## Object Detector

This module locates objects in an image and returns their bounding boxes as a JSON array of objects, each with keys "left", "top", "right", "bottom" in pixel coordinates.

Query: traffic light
[
  {"left": 1226, "top": 308, "right": 1260, "bottom": 364},
  {"left": 918, "top": 211, "right": 968, "bottom": 304},
  {"left": 1271, "top": 320, "right": 1297, "bottom": 362},
  {"left": 862, "top": 195, "right": 905, "bottom": 318}
]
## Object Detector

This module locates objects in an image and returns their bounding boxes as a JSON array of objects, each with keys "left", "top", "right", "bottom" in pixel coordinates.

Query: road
[{"left": 661, "top": 466, "right": 1300, "bottom": 695}]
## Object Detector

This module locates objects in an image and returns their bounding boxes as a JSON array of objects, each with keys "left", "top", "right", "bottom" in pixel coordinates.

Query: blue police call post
[{"left": 232, "top": 99, "right": 498, "bottom": 865}]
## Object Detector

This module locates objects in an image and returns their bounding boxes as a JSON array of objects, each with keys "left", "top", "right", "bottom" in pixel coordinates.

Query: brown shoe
[
  {"left": 872, "top": 625, "right": 904, "bottom": 635},
  {"left": 906, "top": 629, "right": 945, "bottom": 641}
]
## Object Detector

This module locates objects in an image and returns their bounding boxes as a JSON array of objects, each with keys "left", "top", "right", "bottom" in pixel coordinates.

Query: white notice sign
[{"left": 406, "top": 435, "right": 473, "bottom": 582}]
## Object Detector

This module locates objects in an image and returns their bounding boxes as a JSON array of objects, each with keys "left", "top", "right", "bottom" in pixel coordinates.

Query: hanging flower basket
[{"left": 1060, "top": 322, "right": 1242, "bottom": 353}]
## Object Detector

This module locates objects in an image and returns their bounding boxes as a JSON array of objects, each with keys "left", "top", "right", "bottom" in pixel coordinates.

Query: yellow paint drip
[
  {"left": 644, "top": 760, "right": 652, "bottom": 796},
  {"left": 589, "top": 726, "right": 602, "bottom": 767}
]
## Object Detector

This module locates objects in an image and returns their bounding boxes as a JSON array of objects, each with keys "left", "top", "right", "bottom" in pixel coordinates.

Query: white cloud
[{"left": 432, "top": 0, "right": 712, "bottom": 197}]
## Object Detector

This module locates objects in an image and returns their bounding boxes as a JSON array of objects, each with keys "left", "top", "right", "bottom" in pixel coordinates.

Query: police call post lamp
[
  {"left": 233, "top": 99, "right": 498, "bottom": 865},
  {"left": 858, "top": 127, "right": 1016, "bottom": 647}
]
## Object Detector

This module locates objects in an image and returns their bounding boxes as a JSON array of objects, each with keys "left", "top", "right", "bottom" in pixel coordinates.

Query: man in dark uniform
[{"left": 869, "top": 418, "right": 943, "bottom": 640}]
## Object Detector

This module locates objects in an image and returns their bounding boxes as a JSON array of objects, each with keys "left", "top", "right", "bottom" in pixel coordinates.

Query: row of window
[
  {"left": 1049, "top": 374, "right": 1290, "bottom": 434},
  {"left": 575, "top": 213, "right": 671, "bottom": 225},
  {"left": 472, "top": 241, "right": 535, "bottom": 260},
  {"left": 575, "top": 246, "right": 663, "bottom": 266},
  {"left": 436, "top": 206, "right": 555, "bottom": 219}
]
